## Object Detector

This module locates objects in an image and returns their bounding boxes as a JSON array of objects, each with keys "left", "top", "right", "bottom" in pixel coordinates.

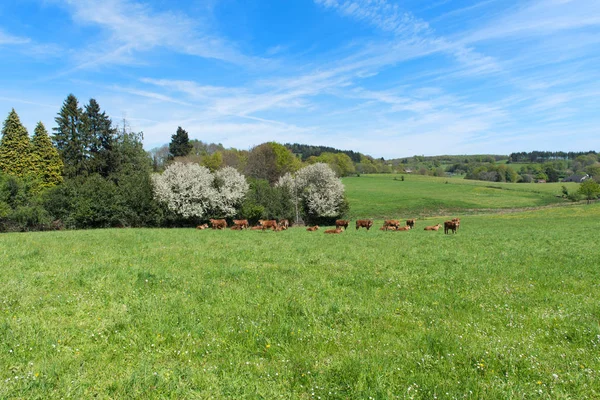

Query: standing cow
[
  {"left": 335, "top": 219, "right": 350, "bottom": 230},
  {"left": 210, "top": 219, "right": 227, "bottom": 230},
  {"left": 356, "top": 219, "right": 373, "bottom": 230}
]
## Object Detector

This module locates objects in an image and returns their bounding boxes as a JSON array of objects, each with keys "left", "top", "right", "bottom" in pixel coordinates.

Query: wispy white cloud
[
  {"left": 56, "top": 0, "right": 257, "bottom": 70},
  {"left": 0, "top": 30, "right": 30, "bottom": 46}
]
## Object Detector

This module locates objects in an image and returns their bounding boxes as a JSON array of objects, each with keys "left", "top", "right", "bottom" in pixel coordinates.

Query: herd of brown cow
[{"left": 197, "top": 217, "right": 461, "bottom": 234}]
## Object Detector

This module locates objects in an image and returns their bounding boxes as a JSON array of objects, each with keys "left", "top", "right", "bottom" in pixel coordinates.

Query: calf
[
  {"left": 278, "top": 219, "right": 290, "bottom": 230},
  {"left": 406, "top": 219, "right": 416, "bottom": 229},
  {"left": 396, "top": 225, "right": 411, "bottom": 231},
  {"left": 306, "top": 225, "right": 319, "bottom": 231},
  {"left": 335, "top": 219, "right": 350, "bottom": 230},
  {"left": 210, "top": 219, "right": 227, "bottom": 230},
  {"left": 444, "top": 220, "right": 458, "bottom": 234},
  {"left": 324, "top": 228, "right": 343, "bottom": 234},
  {"left": 452, "top": 218, "right": 460, "bottom": 231},
  {"left": 196, "top": 223, "right": 209, "bottom": 230},
  {"left": 356, "top": 219, "right": 373, "bottom": 230},
  {"left": 424, "top": 223, "right": 441, "bottom": 231},
  {"left": 383, "top": 219, "right": 401, "bottom": 229}
]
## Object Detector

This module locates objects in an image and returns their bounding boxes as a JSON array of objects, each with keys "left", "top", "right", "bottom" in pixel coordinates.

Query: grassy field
[
  {"left": 2, "top": 201, "right": 600, "bottom": 398},
  {"left": 343, "top": 174, "right": 578, "bottom": 219}
]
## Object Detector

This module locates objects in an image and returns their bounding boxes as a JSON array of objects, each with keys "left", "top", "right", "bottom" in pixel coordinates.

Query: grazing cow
[
  {"left": 335, "top": 219, "right": 350, "bottom": 230},
  {"left": 259, "top": 219, "right": 278, "bottom": 231},
  {"left": 424, "top": 223, "right": 441, "bottom": 231},
  {"left": 324, "top": 228, "right": 343, "bottom": 234},
  {"left": 356, "top": 219, "right": 374, "bottom": 230},
  {"left": 278, "top": 219, "right": 290, "bottom": 230},
  {"left": 452, "top": 218, "right": 460, "bottom": 231},
  {"left": 233, "top": 219, "right": 249, "bottom": 229},
  {"left": 210, "top": 219, "right": 227, "bottom": 230},
  {"left": 444, "top": 220, "right": 458, "bottom": 234},
  {"left": 196, "top": 223, "right": 209, "bottom": 230},
  {"left": 306, "top": 225, "right": 319, "bottom": 231},
  {"left": 383, "top": 219, "right": 401, "bottom": 230},
  {"left": 406, "top": 219, "right": 416, "bottom": 229}
]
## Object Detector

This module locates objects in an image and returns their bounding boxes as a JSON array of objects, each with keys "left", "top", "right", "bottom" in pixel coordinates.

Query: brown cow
[
  {"left": 306, "top": 225, "right": 319, "bottom": 231},
  {"left": 250, "top": 225, "right": 263, "bottom": 230},
  {"left": 230, "top": 225, "right": 242, "bottom": 230},
  {"left": 259, "top": 219, "right": 278, "bottom": 231},
  {"left": 233, "top": 219, "right": 249, "bottom": 229},
  {"left": 383, "top": 219, "right": 401, "bottom": 229},
  {"left": 356, "top": 219, "right": 373, "bottom": 230},
  {"left": 406, "top": 219, "right": 416, "bottom": 229},
  {"left": 396, "top": 225, "right": 411, "bottom": 231},
  {"left": 278, "top": 219, "right": 290, "bottom": 230},
  {"left": 335, "top": 219, "right": 350, "bottom": 230},
  {"left": 196, "top": 223, "right": 209, "bottom": 230},
  {"left": 324, "top": 228, "right": 343, "bottom": 234},
  {"left": 444, "top": 220, "right": 458, "bottom": 234},
  {"left": 452, "top": 218, "right": 460, "bottom": 231},
  {"left": 210, "top": 219, "right": 227, "bottom": 230},
  {"left": 424, "top": 223, "right": 441, "bottom": 231}
]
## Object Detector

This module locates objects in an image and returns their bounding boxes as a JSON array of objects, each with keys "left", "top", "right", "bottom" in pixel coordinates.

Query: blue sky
[{"left": 1, "top": 0, "right": 599, "bottom": 158}]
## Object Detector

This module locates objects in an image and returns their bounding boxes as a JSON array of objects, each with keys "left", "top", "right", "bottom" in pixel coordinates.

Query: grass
[
  {"left": 343, "top": 174, "right": 578, "bottom": 218},
  {"left": 2, "top": 202, "right": 600, "bottom": 398}
]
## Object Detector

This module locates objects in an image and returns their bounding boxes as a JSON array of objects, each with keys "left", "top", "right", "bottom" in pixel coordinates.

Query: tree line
[{"left": 0, "top": 95, "right": 349, "bottom": 232}]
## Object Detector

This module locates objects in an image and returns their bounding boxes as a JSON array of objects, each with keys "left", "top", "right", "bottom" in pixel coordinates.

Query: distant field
[
  {"left": 1, "top": 204, "right": 600, "bottom": 398},
  {"left": 343, "top": 174, "right": 578, "bottom": 219}
]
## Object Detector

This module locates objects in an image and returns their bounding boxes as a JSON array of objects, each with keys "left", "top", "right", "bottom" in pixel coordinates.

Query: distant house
[
  {"left": 562, "top": 173, "right": 590, "bottom": 183},
  {"left": 404, "top": 168, "right": 413, "bottom": 173}
]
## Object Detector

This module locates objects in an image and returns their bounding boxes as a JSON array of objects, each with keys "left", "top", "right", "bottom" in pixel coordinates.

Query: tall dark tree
[
  {"left": 82, "top": 99, "right": 117, "bottom": 177},
  {"left": 53, "top": 94, "right": 87, "bottom": 177},
  {"left": 31, "top": 122, "right": 63, "bottom": 188},
  {"left": 0, "top": 109, "right": 33, "bottom": 177},
  {"left": 169, "top": 126, "right": 193, "bottom": 159}
]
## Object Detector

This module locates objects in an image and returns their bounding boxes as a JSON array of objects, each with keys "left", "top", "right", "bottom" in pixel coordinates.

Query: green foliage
[
  {"left": 239, "top": 178, "right": 295, "bottom": 223},
  {"left": 201, "top": 151, "right": 223, "bottom": 171},
  {"left": 0, "top": 109, "right": 34, "bottom": 177},
  {"left": 310, "top": 152, "right": 356, "bottom": 177},
  {"left": 245, "top": 142, "right": 301, "bottom": 184},
  {"left": 83, "top": 99, "right": 117, "bottom": 177},
  {"left": 53, "top": 94, "right": 88, "bottom": 177},
  {"left": 31, "top": 122, "right": 63, "bottom": 189},
  {"left": 0, "top": 173, "right": 50, "bottom": 231},
  {"left": 168, "top": 126, "right": 193, "bottom": 159},
  {"left": 577, "top": 179, "right": 600, "bottom": 203}
]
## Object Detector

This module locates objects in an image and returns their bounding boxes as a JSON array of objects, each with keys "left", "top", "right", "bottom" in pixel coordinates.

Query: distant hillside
[{"left": 284, "top": 143, "right": 364, "bottom": 162}]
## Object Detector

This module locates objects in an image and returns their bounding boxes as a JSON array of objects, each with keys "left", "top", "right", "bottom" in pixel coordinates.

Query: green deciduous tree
[
  {"left": 31, "top": 122, "right": 63, "bottom": 188},
  {"left": 578, "top": 179, "right": 600, "bottom": 204},
  {"left": 0, "top": 109, "right": 34, "bottom": 177}
]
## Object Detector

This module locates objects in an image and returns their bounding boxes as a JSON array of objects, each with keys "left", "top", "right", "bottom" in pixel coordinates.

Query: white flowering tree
[
  {"left": 213, "top": 166, "right": 250, "bottom": 216},
  {"left": 152, "top": 162, "right": 248, "bottom": 218},
  {"left": 277, "top": 163, "right": 347, "bottom": 221}
]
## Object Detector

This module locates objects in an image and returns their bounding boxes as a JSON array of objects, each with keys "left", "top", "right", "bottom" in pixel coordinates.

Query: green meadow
[
  {"left": 343, "top": 174, "right": 577, "bottom": 218},
  {"left": 1, "top": 175, "right": 599, "bottom": 399}
]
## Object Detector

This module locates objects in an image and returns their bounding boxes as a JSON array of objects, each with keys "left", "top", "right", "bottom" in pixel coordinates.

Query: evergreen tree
[
  {"left": 0, "top": 109, "right": 34, "bottom": 177},
  {"left": 82, "top": 99, "right": 117, "bottom": 177},
  {"left": 31, "top": 122, "right": 63, "bottom": 188},
  {"left": 53, "top": 94, "right": 87, "bottom": 177},
  {"left": 169, "top": 126, "right": 193, "bottom": 159}
]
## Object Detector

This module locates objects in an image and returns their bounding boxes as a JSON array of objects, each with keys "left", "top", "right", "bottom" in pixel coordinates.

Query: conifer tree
[
  {"left": 0, "top": 109, "right": 34, "bottom": 177},
  {"left": 82, "top": 98, "right": 116, "bottom": 176},
  {"left": 53, "top": 94, "right": 87, "bottom": 177},
  {"left": 169, "top": 126, "right": 193, "bottom": 159},
  {"left": 31, "top": 122, "right": 63, "bottom": 188}
]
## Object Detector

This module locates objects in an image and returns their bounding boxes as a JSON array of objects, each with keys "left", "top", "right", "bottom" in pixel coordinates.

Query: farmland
[{"left": 1, "top": 176, "right": 599, "bottom": 399}]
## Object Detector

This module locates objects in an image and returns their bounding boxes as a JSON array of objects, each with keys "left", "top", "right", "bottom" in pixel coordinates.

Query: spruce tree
[
  {"left": 0, "top": 109, "right": 34, "bottom": 177},
  {"left": 53, "top": 94, "right": 87, "bottom": 177},
  {"left": 82, "top": 98, "right": 116, "bottom": 176},
  {"left": 31, "top": 122, "right": 63, "bottom": 188},
  {"left": 169, "top": 126, "right": 193, "bottom": 159}
]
